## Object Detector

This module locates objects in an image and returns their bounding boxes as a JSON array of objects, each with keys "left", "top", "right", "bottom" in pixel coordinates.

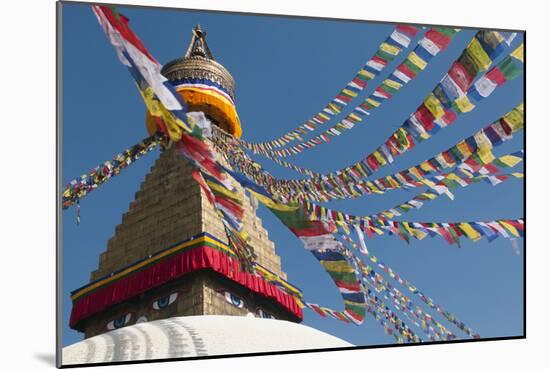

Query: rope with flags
[
  {"left": 211, "top": 102, "right": 524, "bottom": 203},
  {"left": 243, "top": 24, "right": 421, "bottom": 153},
  {"left": 248, "top": 27, "right": 460, "bottom": 158}
]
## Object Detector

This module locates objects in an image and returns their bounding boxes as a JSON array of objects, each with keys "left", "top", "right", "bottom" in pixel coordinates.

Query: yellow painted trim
[{"left": 71, "top": 235, "right": 234, "bottom": 301}]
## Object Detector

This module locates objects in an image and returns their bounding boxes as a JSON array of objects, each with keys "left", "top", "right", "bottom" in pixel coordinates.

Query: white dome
[{"left": 62, "top": 315, "right": 352, "bottom": 365}]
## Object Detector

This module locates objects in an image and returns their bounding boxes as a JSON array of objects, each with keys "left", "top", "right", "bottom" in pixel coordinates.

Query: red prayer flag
[
  {"left": 486, "top": 67, "right": 507, "bottom": 85},
  {"left": 352, "top": 77, "right": 367, "bottom": 88},
  {"left": 448, "top": 61, "right": 475, "bottom": 92},
  {"left": 425, "top": 29, "right": 452, "bottom": 49},
  {"left": 414, "top": 104, "right": 436, "bottom": 131},
  {"left": 375, "top": 86, "right": 392, "bottom": 98},
  {"left": 371, "top": 55, "right": 389, "bottom": 66},
  {"left": 397, "top": 63, "right": 417, "bottom": 79},
  {"left": 366, "top": 154, "right": 381, "bottom": 171},
  {"left": 441, "top": 109, "right": 458, "bottom": 125},
  {"left": 96, "top": 6, "right": 158, "bottom": 64},
  {"left": 397, "top": 24, "right": 420, "bottom": 37}
]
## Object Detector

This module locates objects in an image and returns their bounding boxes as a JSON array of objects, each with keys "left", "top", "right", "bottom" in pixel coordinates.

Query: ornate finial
[
  {"left": 184, "top": 24, "right": 214, "bottom": 59},
  {"left": 160, "top": 25, "right": 241, "bottom": 137}
]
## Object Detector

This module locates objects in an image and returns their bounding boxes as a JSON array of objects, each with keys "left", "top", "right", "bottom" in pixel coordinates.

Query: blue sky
[{"left": 61, "top": 2, "right": 524, "bottom": 348}]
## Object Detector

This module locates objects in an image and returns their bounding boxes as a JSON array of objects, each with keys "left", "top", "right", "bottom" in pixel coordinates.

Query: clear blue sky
[{"left": 61, "top": 2, "right": 524, "bottom": 348}]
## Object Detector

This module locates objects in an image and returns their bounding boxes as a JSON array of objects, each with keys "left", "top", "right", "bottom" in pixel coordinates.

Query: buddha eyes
[
  {"left": 256, "top": 308, "right": 274, "bottom": 319},
  {"left": 223, "top": 291, "right": 244, "bottom": 308},
  {"left": 152, "top": 292, "right": 178, "bottom": 310},
  {"left": 106, "top": 313, "right": 132, "bottom": 331}
]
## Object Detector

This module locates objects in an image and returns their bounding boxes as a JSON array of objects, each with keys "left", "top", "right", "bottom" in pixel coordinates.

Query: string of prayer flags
[
  {"left": 303, "top": 197, "right": 524, "bottom": 246},
  {"left": 62, "top": 133, "right": 165, "bottom": 209},
  {"left": 366, "top": 150, "right": 524, "bottom": 220},
  {"left": 302, "top": 255, "right": 423, "bottom": 342},
  {"left": 243, "top": 25, "right": 420, "bottom": 154},
  {"left": 321, "top": 230, "right": 477, "bottom": 338},
  {"left": 263, "top": 27, "right": 460, "bottom": 158},
  {"left": 178, "top": 128, "right": 256, "bottom": 271},
  {"left": 212, "top": 103, "right": 523, "bottom": 204},
  {"left": 367, "top": 218, "right": 523, "bottom": 245},
  {"left": 335, "top": 238, "right": 452, "bottom": 340},
  {"left": 373, "top": 167, "right": 524, "bottom": 220},
  {"left": 336, "top": 35, "right": 521, "bottom": 182},
  {"left": 341, "top": 246, "right": 456, "bottom": 341},
  {"left": 92, "top": 6, "right": 191, "bottom": 140},
  {"left": 351, "top": 249, "right": 479, "bottom": 339}
]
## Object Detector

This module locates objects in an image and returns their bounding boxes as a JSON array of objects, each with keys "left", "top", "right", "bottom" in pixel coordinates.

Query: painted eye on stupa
[
  {"left": 106, "top": 313, "right": 133, "bottom": 331},
  {"left": 256, "top": 308, "right": 274, "bottom": 319},
  {"left": 152, "top": 292, "right": 178, "bottom": 310},
  {"left": 223, "top": 291, "right": 244, "bottom": 308}
]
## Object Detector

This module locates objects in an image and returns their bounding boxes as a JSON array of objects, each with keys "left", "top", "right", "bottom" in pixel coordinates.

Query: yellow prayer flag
[
  {"left": 474, "top": 131, "right": 493, "bottom": 150},
  {"left": 412, "top": 229, "right": 428, "bottom": 240},
  {"left": 447, "top": 173, "right": 465, "bottom": 185},
  {"left": 349, "top": 185, "right": 361, "bottom": 197},
  {"left": 498, "top": 155, "right": 523, "bottom": 167},
  {"left": 320, "top": 260, "right": 355, "bottom": 273},
  {"left": 366, "top": 98, "right": 381, "bottom": 107},
  {"left": 373, "top": 150, "right": 387, "bottom": 165},
  {"left": 320, "top": 206, "right": 327, "bottom": 220},
  {"left": 366, "top": 182, "right": 380, "bottom": 192},
  {"left": 511, "top": 43, "right": 524, "bottom": 62},
  {"left": 409, "top": 167, "right": 424, "bottom": 180},
  {"left": 383, "top": 78, "right": 402, "bottom": 90},
  {"left": 456, "top": 140, "right": 473, "bottom": 157},
  {"left": 386, "top": 176, "right": 399, "bottom": 188},
  {"left": 478, "top": 149, "right": 495, "bottom": 164},
  {"left": 499, "top": 221, "right": 520, "bottom": 237},
  {"left": 424, "top": 94, "right": 446, "bottom": 120},
  {"left": 466, "top": 38, "right": 492, "bottom": 71},
  {"left": 407, "top": 52, "right": 428, "bottom": 70},
  {"left": 493, "top": 31, "right": 504, "bottom": 43},
  {"left": 328, "top": 103, "right": 341, "bottom": 113},
  {"left": 454, "top": 96, "right": 475, "bottom": 113},
  {"left": 458, "top": 223, "right": 481, "bottom": 241},
  {"left": 141, "top": 87, "right": 184, "bottom": 142},
  {"left": 292, "top": 132, "right": 303, "bottom": 141},
  {"left": 421, "top": 191, "right": 438, "bottom": 200},
  {"left": 252, "top": 191, "right": 299, "bottom": 212},
  {"left": 511, "top": 173, "right": 524, "bottom": 178},
  {"left": 503, "top": 106, "right": 525, "bottom": 131},
  {"left": 402, "top": 222, "right": 414, "bottom": 235},
  {"left": 342, "top": 88, "right": 358, "bottom": 97},
  {"left": 206, "top": 181, "right": 242, "bottom": 203},
  {"left": 420, "top": 161, "right": 434, "bottom": 173},
  {"left": 420, "top": 178, "right": 436, "bottom": 187},
  {"left": 348, "top": 112, "right": 362, "bottom": 122},
  {"left": 359, "top": 69, "right": 375, "bottom": 80},
  {"left": 355, "top": 163, "right": 368, "bottom": 177},
  {"left": 459, "top": 168, "right": 474, "bottom": 178},
  {"left": 380, "top": 42, "right": 401, "bottom": 56}
]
